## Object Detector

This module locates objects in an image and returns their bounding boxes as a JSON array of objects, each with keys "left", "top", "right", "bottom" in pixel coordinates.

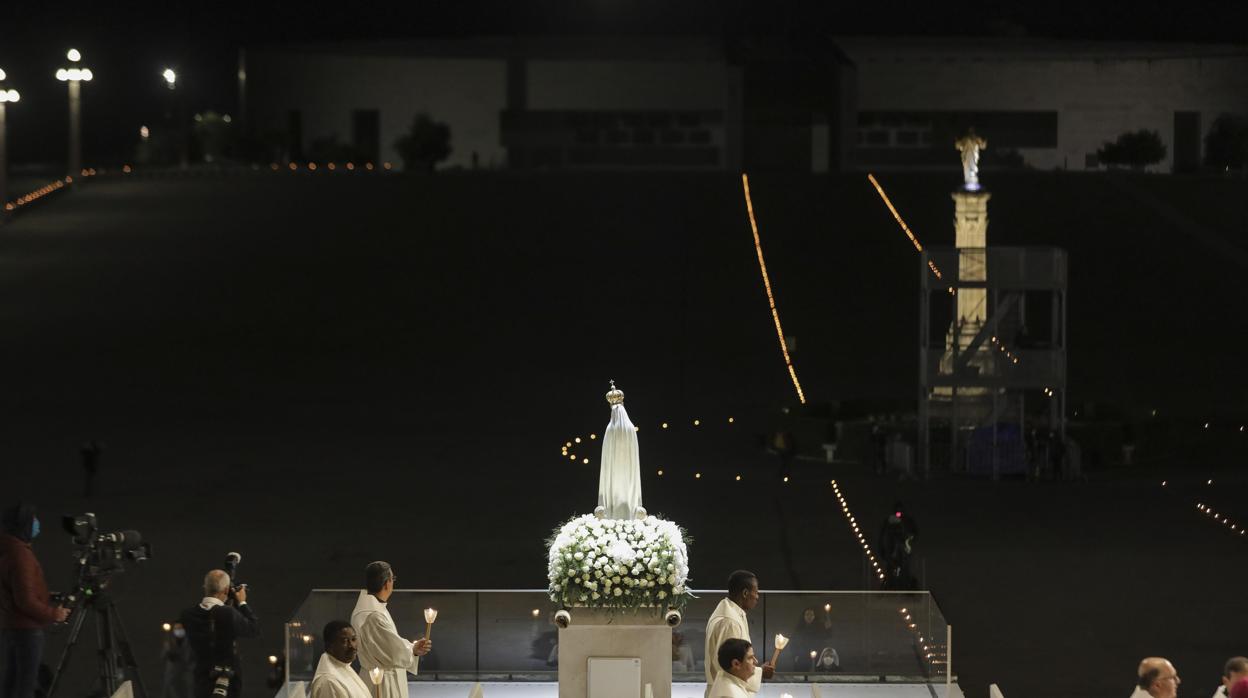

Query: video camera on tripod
[
  {"left": 48, "top": 512, "right": 152, "bottom": 698},
  {"left": 58, "top": 513, "right": 151, "bottom": 605}
]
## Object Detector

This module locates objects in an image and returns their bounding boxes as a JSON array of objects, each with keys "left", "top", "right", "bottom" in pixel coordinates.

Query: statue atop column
[{"left": 955, "top": 128, "right": 987, "bottom": 191}]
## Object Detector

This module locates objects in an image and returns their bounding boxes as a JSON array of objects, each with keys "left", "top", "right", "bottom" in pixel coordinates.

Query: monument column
[
  {"left": 936, "top": 130, "right": 994, "bottom": 398},
  {"left": 951, "top": 189, "right": 991, "bottom": 357}
]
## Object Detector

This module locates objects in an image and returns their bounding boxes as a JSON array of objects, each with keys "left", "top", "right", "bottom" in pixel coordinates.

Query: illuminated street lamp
[
  {"left": 56, "top": 49, "right": 92, "bottom": 177},
  {"left": 160, "top": 66, "right": 188, "bottom": 169},
  {"left": 0, "top": 68, "right": 20, "bottom": 213}
]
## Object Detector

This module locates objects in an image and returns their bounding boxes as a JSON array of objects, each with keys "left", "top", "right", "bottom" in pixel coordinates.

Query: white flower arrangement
[{"left": 547, "top": 514, "right": 692, "bottom": 611}]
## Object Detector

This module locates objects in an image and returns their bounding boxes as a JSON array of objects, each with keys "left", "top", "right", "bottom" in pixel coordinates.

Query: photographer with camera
[
  {"left": 0, "top": 504, "right": 71, "bottom": 698},
  {"left": 179, "top": 570, "right": 259, "bottom": 698}
]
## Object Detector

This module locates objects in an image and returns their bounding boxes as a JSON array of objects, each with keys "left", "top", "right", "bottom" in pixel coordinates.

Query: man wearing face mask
[
  {"left": 0, "top": 504, "right": 71, "bottom": 698},
  {"left": 161, "top": 622, "right": 195, "bottom": 698}
]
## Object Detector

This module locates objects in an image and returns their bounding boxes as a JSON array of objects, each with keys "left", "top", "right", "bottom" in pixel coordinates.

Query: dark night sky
[{"left": 1, "top": 0, "right": 1245, "bottom": 165}]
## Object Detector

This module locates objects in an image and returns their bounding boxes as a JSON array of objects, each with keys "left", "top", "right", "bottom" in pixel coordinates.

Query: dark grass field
[{"left": 2, "top": 170, "right": 1246, "bottom": 698}]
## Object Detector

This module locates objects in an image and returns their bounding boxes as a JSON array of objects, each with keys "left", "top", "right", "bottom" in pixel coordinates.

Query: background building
[
  {"left": 841, "top": 37, "right": 1248, "bottom": 173},
  {"left": 245, "top": 36, "right": 1248, "bottom": 173}
]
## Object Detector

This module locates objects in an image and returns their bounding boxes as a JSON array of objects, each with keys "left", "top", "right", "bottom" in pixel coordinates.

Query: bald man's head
[
  {"left": 1138, "top": 657, "right": 1168, "bottom": 678},
  {"left": 1137, "top": 657, "right": 1180, "bottom": 698}
]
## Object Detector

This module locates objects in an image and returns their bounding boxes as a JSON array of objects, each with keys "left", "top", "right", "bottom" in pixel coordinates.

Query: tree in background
[
  {"left": 191, "top": 111, "right": 233, "bottom": 163},
  {"left": 308, "top": 135, "right": 362, "bottom": 164},
  {"left": 1096, "top": 130, "right": 1166, "bottom": 169},
  {"left": 394, "top": 113, "right": 452, "bottom": 173},
  {"left": 1204, "top": 114, "right": 1248, "bottom": 171}
]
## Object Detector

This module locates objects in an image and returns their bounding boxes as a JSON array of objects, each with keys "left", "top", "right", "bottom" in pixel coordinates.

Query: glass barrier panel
[{"left": 283, "top": 589, "right": 952, "bottom": 687}]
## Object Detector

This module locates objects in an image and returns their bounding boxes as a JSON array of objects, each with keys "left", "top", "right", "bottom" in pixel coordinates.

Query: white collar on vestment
[
  {"left": 715, "top": 597, "right": 749, "bottom": 625},
  {"left": 199, "top": 596, "right": 225, "bottom": 610},
  {"left": 354, "top": 590, "right": 390, "bottom": 614},
  {"left": 316, "top": 652, "right": 354, "bottom": 674}
]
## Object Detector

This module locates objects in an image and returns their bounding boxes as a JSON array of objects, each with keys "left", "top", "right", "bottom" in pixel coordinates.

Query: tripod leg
[
  {"left": 106, "top": 600, "right": 149, "bottom": 698},
  {"left": 47, "top": 602, "right": 92, "bottom": 698},
  {"left": 96, "top": 603, "right": 116, "bottom": 697}
]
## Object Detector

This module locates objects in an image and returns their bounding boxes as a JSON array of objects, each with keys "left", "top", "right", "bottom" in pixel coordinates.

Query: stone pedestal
[{"left": 558, "top": 608, "right": 673, "bottom": 698}]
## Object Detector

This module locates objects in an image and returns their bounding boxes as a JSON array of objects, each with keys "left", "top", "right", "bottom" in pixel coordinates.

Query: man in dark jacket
[
  {"left": 179, "top": 570, "right": 259, "bottom": 698},
  {"left": 0, "top": 504, "right": 71, "bottom": 698}
]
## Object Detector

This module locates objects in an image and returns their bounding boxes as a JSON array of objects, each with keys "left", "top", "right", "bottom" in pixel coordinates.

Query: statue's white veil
[{"left": 597, "top": 381, "right": 643, "bottom": 520}]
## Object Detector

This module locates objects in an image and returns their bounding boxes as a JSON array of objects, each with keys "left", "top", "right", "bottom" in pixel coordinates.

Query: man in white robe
[
  {"left": 310, "top": 621, "right": 371, "bottom": 698},
  {"left": 704, "top": 570, "right": 773, "bottom": 698},
  {"left": 1214, "top": 657, "right": 1248, "bottom": 698},
  {"left": 1130, "top": 657, "right": 1181, "bottom": 698},
  {"left": 707, "top": 638, "right": 758, "bottom": 698},
  {"left": 350, "top": 562, "right": 431, "bottom": 698}
]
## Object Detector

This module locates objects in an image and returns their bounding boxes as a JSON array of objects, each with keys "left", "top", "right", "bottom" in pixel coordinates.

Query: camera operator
[
  {"left": 0, "top": 504, "right": 71, "bottom": 698},
  {"left": 179, "top": 570, "right": 259, "bottom": 698}
]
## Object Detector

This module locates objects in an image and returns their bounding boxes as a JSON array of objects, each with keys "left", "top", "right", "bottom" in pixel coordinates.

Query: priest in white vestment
[
  {"left": 707, "top": 638, "right": 758, "bottom": 698},
  {"left": 704, "top": 571, "right": 772, "bottom": 698},
  {"left": 310, "top": 621, "right": 372, "bottom": 698},
  {"left": 351, "top": 562, "right": 431, "bottom": 698},
  {"left": 1130, "top": 657, "right": 1180, "bottom": 698},
  {"left": 1213, "top": 657, "right": 1248, "bottom": 698}
]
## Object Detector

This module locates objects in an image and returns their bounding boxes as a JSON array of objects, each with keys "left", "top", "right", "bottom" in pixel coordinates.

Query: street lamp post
[
  {"left": 162, "top": 67, "right": 188, "bottom": 169},
  {"left": 0, "top": 68, "right": 20, "bottom": 214},
  {"left": 56, "top": 49, "right": 92, "bottom": 177}
]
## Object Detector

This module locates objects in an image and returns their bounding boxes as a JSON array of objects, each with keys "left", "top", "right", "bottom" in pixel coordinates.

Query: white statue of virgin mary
[{"left": 596, "top": 381, "right": 646, "bottom": 520}]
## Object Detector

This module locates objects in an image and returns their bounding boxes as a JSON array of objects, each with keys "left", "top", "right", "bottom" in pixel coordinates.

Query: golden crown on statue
[{"left": 605, "top": 379, "right": 625, "bottom": 405}]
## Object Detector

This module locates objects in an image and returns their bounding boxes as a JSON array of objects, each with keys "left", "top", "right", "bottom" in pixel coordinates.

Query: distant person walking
[
  {"left": 878, "top": 502, "right": 918, "bottom": 590},
  {"left": 770, "top": 431, "right": 796, "bottom": 480},
  {"left": 80, "top": 441, "right": 103, "bottom": 498}
]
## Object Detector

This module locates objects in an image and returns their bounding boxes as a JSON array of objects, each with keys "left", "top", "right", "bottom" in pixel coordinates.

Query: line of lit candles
[
  {"left": 988, "top": 335, "right": 1021, "bottom": 365},
  {"left": 559, "top": 415, "right": 739, "bottom": 466},
  {"left": 1195, "top": 502, "right": 1247, "bottom": 537},
  {"left": 829, "top": 480, "right": 885, "bottom": 582},
  {"left": 3, "top": 169, "right": 99, "bottom": 212}
]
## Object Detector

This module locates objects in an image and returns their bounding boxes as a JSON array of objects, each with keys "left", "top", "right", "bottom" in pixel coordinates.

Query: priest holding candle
[
  {"left": 350, "top": 562, "right": 432, "bottom": 698},
  {"left": 704, "top": 571, "right": 773, "bottom": 698}
]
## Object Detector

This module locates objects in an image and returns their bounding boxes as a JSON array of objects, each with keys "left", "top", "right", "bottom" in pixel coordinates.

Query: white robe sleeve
[
  {"left": 357, "top": 611, "right": 420, "bottom": 674},
  {"left": 704, "top": 617, "right": 732, "bottom": 689}
]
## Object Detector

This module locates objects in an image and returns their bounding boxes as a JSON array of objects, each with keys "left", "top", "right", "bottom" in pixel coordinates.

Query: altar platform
[{"left": 278, "top": 589, "right": 958, "bottom": 698}]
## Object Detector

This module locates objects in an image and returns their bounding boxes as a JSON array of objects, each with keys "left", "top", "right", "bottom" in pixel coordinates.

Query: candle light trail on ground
[
  {"left": 829, "top": 479, "right": 884, "bottom": 581},
  {"left": 866, "top": 173, "right": 951, "bottom": 290},
  {"left": 741, "top": 173, "right": 806, "bottom": 405}
]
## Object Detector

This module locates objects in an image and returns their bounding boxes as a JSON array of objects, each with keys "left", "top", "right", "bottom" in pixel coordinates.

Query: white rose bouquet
[{"left": 547, "top": 514, "right": 692, "bottom": 612}]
